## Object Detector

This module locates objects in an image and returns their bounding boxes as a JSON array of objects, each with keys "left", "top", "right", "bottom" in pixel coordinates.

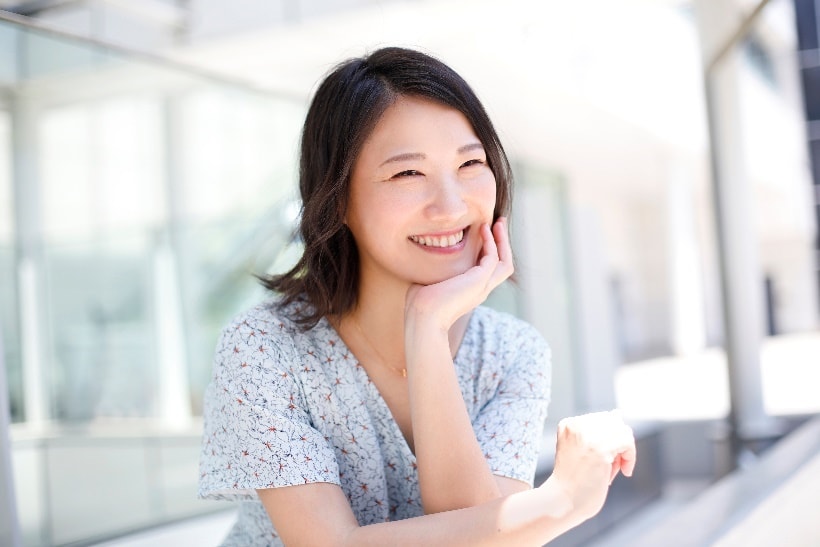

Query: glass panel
[
  {"left": 0, "top": 102, "right": 21, "bottom": 423},
  {"left": 1, "top": 16, "right": 302, "bottom": 544},
  {"left": 175, "top": 90, "right": 304, "bottom": 412},
  {"left": 20, "top": 30, "right": 116, "bottom": 81},
  {"left": 178, "top": 89, "right": 301, "bottom": 221},
  {"left": 0, "top": 23, "right": 17, "bottom": 85},
  {"left": 39, "top": 98, "right": 167, "bottom": 243},
  {"left": 44, "top": 236, "right": 156, "bottom": 421},
  {"left": 0, "top": 52, "right": 25, "bottom": 546},
  {"left": 744, "top": 0, "right": 820, "bottom": 417},
  {"left": 512, "top": 163, "right": 577, "bottom": 420},
  {"left": 517, "top": 165, "right": 574, "bottom": 362}
]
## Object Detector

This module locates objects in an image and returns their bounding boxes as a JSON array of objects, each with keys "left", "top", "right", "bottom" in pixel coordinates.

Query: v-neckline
[{"left": 320, "top": 310, "right": 478, "bottom": 459}]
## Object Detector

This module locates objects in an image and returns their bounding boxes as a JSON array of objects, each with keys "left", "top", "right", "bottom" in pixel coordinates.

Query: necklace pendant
[{"left": 351, "top": 316, "right": 408, "bottom": 378}]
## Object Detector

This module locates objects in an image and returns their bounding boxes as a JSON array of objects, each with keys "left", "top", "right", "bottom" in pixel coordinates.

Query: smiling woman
[
  {"left": 198, "top": 47, "right": 636, "bottom": 546},
  {"left": 347, "top": 95, "right": 497, "bottom": 289}
]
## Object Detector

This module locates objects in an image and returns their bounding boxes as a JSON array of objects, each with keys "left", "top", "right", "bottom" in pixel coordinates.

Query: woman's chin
[{"left": 413, "top": 262, "right": 474, "bottom": 286}]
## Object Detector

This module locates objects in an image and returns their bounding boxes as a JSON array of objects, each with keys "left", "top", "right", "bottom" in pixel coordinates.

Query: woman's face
[{"left": 346, "top": 95, "right": 497, "bottom": 291}]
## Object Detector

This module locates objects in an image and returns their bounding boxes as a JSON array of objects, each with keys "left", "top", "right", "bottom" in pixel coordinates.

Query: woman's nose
[{"left": 425, "top": 175, "right": 468, "bottom": 221}]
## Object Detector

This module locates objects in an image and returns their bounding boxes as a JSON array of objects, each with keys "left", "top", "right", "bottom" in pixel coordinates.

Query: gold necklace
[{"left": 351, "top": 316, "right": 407, "bottom": 378}]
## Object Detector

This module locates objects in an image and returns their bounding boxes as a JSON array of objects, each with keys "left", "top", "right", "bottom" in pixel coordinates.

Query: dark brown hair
[{"left": 260, "top": 47, "right": 513, "bottom": 328}]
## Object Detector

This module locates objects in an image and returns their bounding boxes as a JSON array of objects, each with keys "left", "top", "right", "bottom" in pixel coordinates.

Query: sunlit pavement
[{"left": 616, "top": 330, "right": 820, "bottom": 421}]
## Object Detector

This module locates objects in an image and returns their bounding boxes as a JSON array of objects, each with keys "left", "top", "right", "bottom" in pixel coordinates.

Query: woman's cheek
[{"left": 482, "top": 177, "right": 498, "bottom": 222}]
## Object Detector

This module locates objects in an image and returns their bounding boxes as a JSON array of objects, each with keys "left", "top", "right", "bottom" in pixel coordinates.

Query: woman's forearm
[
  {"left": 405, "top": 312, "right": 502, "bottom": 513},
  {"left": 343, "top": 477, "right": 579, "bottom": 547},
  {"left": 257, "top": 412, "right": 635, "bottom": 547}
]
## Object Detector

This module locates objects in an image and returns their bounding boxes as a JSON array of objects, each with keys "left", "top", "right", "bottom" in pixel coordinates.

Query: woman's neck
[
  {"left": 345, "top": 275, "right": 471, "bottom": 363},
  {"left": 346, "top": 278, "right": 410, "bottom": 364}
]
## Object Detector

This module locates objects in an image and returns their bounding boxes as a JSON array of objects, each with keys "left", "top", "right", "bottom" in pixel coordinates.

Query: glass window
[
  {"left": 40, "top": 98, "right": 166, "bottom": 244},
  {"left": 3, "top": 19, "right": 301, "bottom": 543},
  {"left": 174, "top": 88, "right": 304, "bottom": 412},
  {"left": 0, "top": 23, "right": 17, "bottom": 85},
  {"left": 0, "top": 105, "right": 22, "bottom": 423},
  {"left": 20, "top": 30, "right": 114, "bottom": 81},
  {"left": 742, "top": 34, "right": 778, "bottom": 89},
  {"left": 44, "top": 235, "right": 157, "bottom": 421}
]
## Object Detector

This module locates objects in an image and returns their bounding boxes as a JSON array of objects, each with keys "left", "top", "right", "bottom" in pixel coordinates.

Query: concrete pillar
[
  {"left": 154, "top": 97, "right": 192, "bottom": 428},
  {"left": 153, "top": 238, "right": 192, "bottom": 427},
  {"left": 567, "top": 206, "right": 618, "bottom": 413},
  {"left": 10, "top": 94, "right": 50, "bottom": 425},
  {"left": 693, "top": 0, "right": 780, "bottom": 441},
  {"left": 666, "top": 158, "right": 706, "bottom": 356},
  {"left": 516, "top": 167, "right": 618, "bottom": 419},
  {"left": 515, "top": 171, "right": 578, "bottom": 421}
]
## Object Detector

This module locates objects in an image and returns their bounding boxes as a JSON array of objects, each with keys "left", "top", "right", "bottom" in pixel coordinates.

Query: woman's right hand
[
  {"left": 543, "top": 411, "right": 637, "bottom": 524},
  {"left": 404, "top": 217, "right": 513, "bottom": 332}
]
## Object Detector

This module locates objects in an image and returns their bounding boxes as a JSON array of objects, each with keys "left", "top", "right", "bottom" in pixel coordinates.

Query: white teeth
[{"left": 411, "top": 230, "right": 464, "bottom": 248}]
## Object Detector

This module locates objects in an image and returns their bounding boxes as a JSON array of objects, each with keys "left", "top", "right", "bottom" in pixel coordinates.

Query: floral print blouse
[{"left": 198, "top": 299, "right": 551, "bottom": 546}]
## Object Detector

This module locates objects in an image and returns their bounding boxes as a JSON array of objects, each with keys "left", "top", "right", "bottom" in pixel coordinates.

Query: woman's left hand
[{"left": 405, "top": 217, "right": 513, "bottom": 330}]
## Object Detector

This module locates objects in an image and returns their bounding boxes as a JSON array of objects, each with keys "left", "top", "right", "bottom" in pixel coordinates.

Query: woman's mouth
[{"left": 408, "top": 229, "right": 465, "bottom": 248}]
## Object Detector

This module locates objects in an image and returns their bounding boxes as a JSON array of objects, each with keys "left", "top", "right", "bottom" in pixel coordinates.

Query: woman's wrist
[
  {"left": 478, "top": 478, "right": 582, "bottom": 544},
  {"left": 537, "top": 476, "right": 576, "bottom": 522},
  {"left": 403, "top": 297, "right": 451, "bottom": 339},
  {"left": 403, "top": 312, "right": 451, "bottom": 373},
  {"left": 538, "top": 472, "right": 604, "bottom": 529}
]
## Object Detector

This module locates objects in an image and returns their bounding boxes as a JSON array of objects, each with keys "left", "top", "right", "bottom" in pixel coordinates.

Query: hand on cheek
[
  {"left": 483, "top": 217, "right": 514, "bottom": 286},
  {"left": 405, "top": 217, "right": 514, "bottom": 330}
]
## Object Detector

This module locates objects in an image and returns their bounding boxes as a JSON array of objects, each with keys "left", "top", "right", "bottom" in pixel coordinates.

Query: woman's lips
[
  {"left": 408, "top": 229, "right": 464, "bottom": 248},
  {"left": 408, "top": 227, "right": 469, "bottom": 253}
]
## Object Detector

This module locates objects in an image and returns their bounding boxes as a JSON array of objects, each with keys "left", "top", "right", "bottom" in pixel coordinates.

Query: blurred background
[{"left": 0, "top": 0, "right": 818, "bottom": 545}]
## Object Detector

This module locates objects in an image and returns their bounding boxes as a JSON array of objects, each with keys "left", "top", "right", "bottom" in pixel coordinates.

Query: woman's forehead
[{"left": 358, "top": 96, "right": 481, "bottom": 163}]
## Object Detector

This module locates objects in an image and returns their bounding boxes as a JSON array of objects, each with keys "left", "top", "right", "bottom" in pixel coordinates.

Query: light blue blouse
[{"left": 199, "top": 299, "right": 551, "bottom": 546}]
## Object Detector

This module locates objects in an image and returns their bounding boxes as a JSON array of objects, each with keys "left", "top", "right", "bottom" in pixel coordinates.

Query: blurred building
[
  {"left": 794, "top": 0, "right": 820, "bottom": 289},
  {"left": 0, "top": 0, "right": 818, "bottom": 545}
]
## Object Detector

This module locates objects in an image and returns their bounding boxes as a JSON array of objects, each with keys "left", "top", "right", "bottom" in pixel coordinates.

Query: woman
[{"left": 199, "top": 47, "right": 636, "bottom": 546}]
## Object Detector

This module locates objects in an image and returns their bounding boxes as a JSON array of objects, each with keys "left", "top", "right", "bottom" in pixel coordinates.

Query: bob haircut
[{"left": 261, "top": 46, "right": 513, "bottom": 328}]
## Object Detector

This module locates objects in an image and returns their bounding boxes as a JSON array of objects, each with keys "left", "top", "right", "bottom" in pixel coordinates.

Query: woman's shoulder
[
  {"left": 214, "top": 297, "right": 324, "bottom": 365},
  {"left": 468, "top": 307, "right": 551, "bottom": 389},
  {"left": 472, "top": 305, "right": 547, "bottom": 347},
  {"left": 221, "top": 297, "right": 308, "bottom": 335},
  {"left": 468, "top": 306, "right": 551, "bottom": 374}
]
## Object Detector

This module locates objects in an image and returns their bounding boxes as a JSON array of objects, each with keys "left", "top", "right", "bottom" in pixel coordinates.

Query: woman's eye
[
  {"left": 461, "top": 159, "right": 485, "bottom": 168},
  {"left": 391, "top": 169, "right": 422, "bottom": 179}
]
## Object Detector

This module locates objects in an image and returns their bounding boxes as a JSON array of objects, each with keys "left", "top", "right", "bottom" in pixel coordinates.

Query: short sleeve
[
  {"left": 198, "top": 313, "right": 340, "bottom": 501},
  {"left": 474, "top": 324, "right": 551, "bottom": 486}
]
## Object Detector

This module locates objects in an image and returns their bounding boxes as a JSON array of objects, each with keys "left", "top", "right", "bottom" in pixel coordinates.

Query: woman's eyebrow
[
  {"left": 458, "top": 142, "right": 485, "bottom": 154},
  {"left": 379, "top": 152, "right": 425, "bottom": 167},
  {"left": 378, "top": 143, "right": 484, "bottom": 167}
]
